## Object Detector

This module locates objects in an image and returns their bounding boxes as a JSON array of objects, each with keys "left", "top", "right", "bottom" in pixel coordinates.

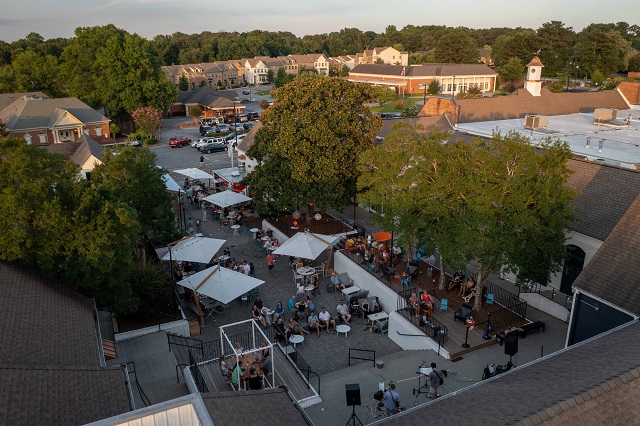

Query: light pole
[
  {"left": 452, "top": 75, "right": 456, "bottom": 99},
  {"left": 231, "top": 102, "right": 238, "bottom": 169}
]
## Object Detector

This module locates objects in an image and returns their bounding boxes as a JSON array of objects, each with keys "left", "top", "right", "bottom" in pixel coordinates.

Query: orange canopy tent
[{"left": 373, "top": 232, "right": 392, "bottom": 242}]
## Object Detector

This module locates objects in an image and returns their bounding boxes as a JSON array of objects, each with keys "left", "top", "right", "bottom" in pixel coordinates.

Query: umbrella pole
[{"left": 326, "top": 246, "right": 333, "bottom": 275}]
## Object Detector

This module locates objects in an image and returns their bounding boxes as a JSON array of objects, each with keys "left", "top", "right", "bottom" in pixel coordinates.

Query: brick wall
[
  {"left": 420, "top": 97, "right": 459, "bottom": 125},
  {"left": 618, "top": 82, "right": 640, "bottom": 105}
]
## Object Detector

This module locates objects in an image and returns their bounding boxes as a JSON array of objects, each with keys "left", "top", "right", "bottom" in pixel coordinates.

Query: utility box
[
  {"left": 594, "top": 108, "right": 617, "bottom": 121},
  {"left": 524, "top": 115, "right": 549, "bottom": 129}
]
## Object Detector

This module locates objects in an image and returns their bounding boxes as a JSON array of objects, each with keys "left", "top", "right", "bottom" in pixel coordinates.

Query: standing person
[
  {"left": 187, "top": 217, "right": 193, "bottom": 233},
  {"left": 427, "top": 362, "right": 444, "bottom": 399},
  {"left": 383, "top": 383, "right": 400, "bottom": 416},
  {"left": 199, "top": 155, "right": 204, "bottom": 167},
  {"left": 266, "top": 252, "right": 274, "bottom": 273},
  {"left": 202, "top": 203, "right": 207, "bottom": 222}
]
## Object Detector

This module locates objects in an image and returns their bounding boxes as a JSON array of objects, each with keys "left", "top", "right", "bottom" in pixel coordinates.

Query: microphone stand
[{"left": 412, "top": 361, "right": 429, "bottom": 397}]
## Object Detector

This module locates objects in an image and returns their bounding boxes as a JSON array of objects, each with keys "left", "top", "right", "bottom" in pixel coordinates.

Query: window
[
  {"left": 24, "top": 134, "right": 32, "bottom": 145},
  {"left": 96, "top": 127, "right": 102, "bottom": 137},
  {"left": 39, "top": 133, "right": 46, "bottom": 144}
]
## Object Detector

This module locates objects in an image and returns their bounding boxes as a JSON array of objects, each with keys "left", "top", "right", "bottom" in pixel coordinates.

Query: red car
[{"left": 168, "top": 136, "right": 191, "bottom": 147}]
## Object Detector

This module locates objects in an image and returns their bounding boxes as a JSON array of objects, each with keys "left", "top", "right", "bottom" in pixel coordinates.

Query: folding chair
[
  {"left": 486, "top": 294, "right": 495, "bottom": 305},
  {"left": 401, "top": 274, "right": 412, "bottom": 287},
  {"left": 440, "top": 299, "right": 448, "bottom": 312}
]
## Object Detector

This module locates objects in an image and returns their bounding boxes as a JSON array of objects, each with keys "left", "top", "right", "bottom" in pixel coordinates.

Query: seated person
[
  {"left": 258, "top": 341, "right": 271, "bottom": 375},
  {"left": 350, "top": 298, "right": 360, "bottom": 316},
  {"left": 304, "top": 296, "right": 315, "bottom": 314},
  {"left": 288, "top": 295, "right": 296, "bottom": 312},
  {"left": 235, "top": 211, "right": 243, "bottom": 225},
  {"left": 273, "top": 302, "right": 284, "bottom": 321},
  {"left": 460, "top": 278, "right": 476, "bottom": 297},
  {"left": 266, "top": 228, "right": 274, "bottom": 238},
  {"left": 253, "top": 296, "right": 264, "bottom": 310},
  {"left": 448, "top": 270, "right": 465, "bottom": 292},
  {"left": 380, "top": 251, "right": 390, "bottom": 265},
  {"left": 231, "top": 360, "right": 244, "bottom": 386},
  {"left": 331, "top": 272, "right": 346, "bottom": 291},
  {"left": 311, "top": 274, "right": 319, "bottom": 291},
  {"left": 252, "top": 305, "right": 267, "bottom": 327},
  {"left": 247, "top": 367, "right": 263, "bottom": 390},
  {"left": 463, "top": 286, "right": 477, "bottom": 303},
  {"left": 273, "top": 317, "right": 290, "bottom": 341},
  {"left": 223, "top": 246, "right": 231, "bottom": 257},
  {"left": 233, "top": 342, "right": 243, "bottom": 355},
  {"left": 408, "top": 293, "right": 420, "bottom": 316},
  {"left": 256, "top": 229, "right": 264, "bottom": 239},
  {"left": 336, "top": 299, "right": 352, "bottom": 325},
  {"left": 307, "top": 311, "right": 322, "bottom": 336},
  {"left": 361, "top": 297, "right": 371, "bottom": 318},
  {"left": 296, "top": 282, "right": 306, "bottom": 300},
  {"left": 318, "top": 307, "right": 336, "bottom": 333},
  {"left": 219, "top": 355, "right": 229, "bottom": 380},
  {"left": 371, "top": 297, "right": 382, "bottom": 313},
  {"left": 288, "top": 317, "right": 310, "bottom": 336},
  {"left": 420, "top": 290, "right": 434, "bottom": 311}
]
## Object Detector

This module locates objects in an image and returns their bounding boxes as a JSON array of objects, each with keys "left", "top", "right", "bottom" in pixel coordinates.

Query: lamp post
[{"left": 452, "top": 75, "right": 456, "bottom": 99}]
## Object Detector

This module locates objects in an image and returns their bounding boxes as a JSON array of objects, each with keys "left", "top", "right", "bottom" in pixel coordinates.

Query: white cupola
[{"left": 524, "top": 56, "right": 544, "bottom": 96}]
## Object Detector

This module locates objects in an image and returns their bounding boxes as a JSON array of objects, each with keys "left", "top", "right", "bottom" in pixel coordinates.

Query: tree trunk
[
  {"left": 438, "top": 257, "right": 447, "bottom": 291},
  {"left": 473, "top": 262, "right": 491, "bottom": 311},
  {"left": 305, "top": 203, "right": 314, "bottom": 225}
]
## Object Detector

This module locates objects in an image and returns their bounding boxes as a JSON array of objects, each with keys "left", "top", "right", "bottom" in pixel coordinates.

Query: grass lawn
[{"left": 255, "top": 90, "right": 271, "bottom": 96}]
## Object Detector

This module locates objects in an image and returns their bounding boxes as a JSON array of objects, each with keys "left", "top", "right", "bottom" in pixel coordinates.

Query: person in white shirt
[
  {"left": 242, "top": 260, "right": 251, "bottom": 275},
  {"left": 336, "top": 299, "right": 352, "bottom": 325},
  {"left": 318, "top": 307, "right": 336, "bottom": 333}
]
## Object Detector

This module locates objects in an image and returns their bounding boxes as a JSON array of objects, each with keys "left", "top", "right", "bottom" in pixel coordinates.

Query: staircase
[{"left": 102, "top": 339, "right": 117, "bottom": 360}]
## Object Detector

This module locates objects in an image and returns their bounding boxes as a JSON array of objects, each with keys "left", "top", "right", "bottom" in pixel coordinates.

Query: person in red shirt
[{"left": 266, "top": 252, "right": 274, "bottom": 273}]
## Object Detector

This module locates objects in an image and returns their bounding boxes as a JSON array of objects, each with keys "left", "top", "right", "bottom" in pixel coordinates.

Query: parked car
[
  {"left": 247, "top": 112, "right": 260, "bottom": 121},
  {"left": 200, "top": 142, "right": 227, "bottom": 153},
  {"left": 243, "top": 121, "right": 256, "bottom": 130},
  {"left": 224, "top": 132, "right": 243, "bottom": 142},
  {"left": 216, "top": 124, "right": 230, "bottom": 132},
  {"left": 168, "top": 136, "right": 191, "bottom": 147},
  {"left": 236, "top": 114, "right": 248, "bottom": 122},
  {"left": 200, "top": 125, "right": 216, "bottom": 136},
  {"left": 242, "top": 89, "right": 250, "bottom": 95},
  {"left": 191, "top": 137, "right": 208, "bottom": 147}
]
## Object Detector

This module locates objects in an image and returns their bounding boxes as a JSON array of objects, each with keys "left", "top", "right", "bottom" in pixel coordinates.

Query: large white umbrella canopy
[
  {"left": 162, "top": 236, "right": 226, "bottom": 264},
  {"left": 173, "top": 168, "right": 216, "bottom": 180},
  {"left": 177, "top": 265, "right": 264, "bottom": 304},
  {"left": 272, "top": 232, "right": 340, "bottom": 260},
  {"left": 203, "top": 189, "right": 252, "bottom": 208},
  {"left": 161, "top": 172, "right": 181, "bottom": 193}
]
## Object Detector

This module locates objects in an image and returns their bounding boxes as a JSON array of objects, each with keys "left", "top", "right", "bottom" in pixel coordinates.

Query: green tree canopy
[
  {"left": 427, "top": 79, "right": 441, "bottom": 95},
  {"left": 536, "top": 21, "right": 576, "bottom": 76},
  {"left": 244, "top": 77, "right": 382, "bottom": 220},
  {"left": 434, "top": 28, "right": 479, "bottom": 63},
  {"left": 574, "top": 24, "right": 631, "bottom": 75},
  {"left": 132, "top": 106, "right": 163, "bottom": 137},
  {"left": 370, "top": 85, "right": 397, "bottom": 107}
]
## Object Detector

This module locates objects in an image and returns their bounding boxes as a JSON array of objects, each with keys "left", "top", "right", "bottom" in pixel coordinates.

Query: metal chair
[{"left": 401, "top": 274, "right": 412, "bottom": 287}]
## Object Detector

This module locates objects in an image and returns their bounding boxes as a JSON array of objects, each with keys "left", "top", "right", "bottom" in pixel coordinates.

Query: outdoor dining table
[
  {"left": 405, "top": 265, "right": 418, "bottom": 277},
  {"left": 367, "top": 312, "right": 389, "bottom": 333},
  {"left": 250, "top": 228, "right": 259, "bottom": 239},
  {"left": 341, "top": 286, "right": 361, "bottom": 299},
  {"left": 261, "top": 236, "right": 270, "bottom": 241},
  {"left": 297, "top": 266, "right": 315, "bottom": 284},
  {"left": 231, "top": 224, "right": 241, "bottom": 236}
]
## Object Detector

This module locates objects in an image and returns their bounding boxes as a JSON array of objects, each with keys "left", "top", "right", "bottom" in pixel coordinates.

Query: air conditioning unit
[
  {"left": 594, "top": 108, "right": 617, "bottom": 121},
  {"left": 524, "top": 115, "right": 548, "bottom": 129},
  {"left": 231, "top": 171, "right": 240, "bottom": 177}
]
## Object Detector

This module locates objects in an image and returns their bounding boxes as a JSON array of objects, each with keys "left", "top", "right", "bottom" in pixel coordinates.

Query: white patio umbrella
[
  {"left": 177, "top": 265, "right": 264, "bottom": 304},
  {"left": 161, "top": 172, "right": 181, "bottom": 193},
  {"left": 203, "top": 189, "right": 252, "bottom": 208},
  {"left": 173, "top": 168, "right": 216, "bottom": 180},
  {"left": 272, "top": 231, "right": 340, "bottom": 260},
  {"left": 162, "top": 236, "right": 226, "bottom": 264}
]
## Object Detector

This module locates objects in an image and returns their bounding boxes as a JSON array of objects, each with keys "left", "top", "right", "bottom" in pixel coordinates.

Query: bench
[{"left": 520, "top": 321, "right": 545, "bottom": 338}]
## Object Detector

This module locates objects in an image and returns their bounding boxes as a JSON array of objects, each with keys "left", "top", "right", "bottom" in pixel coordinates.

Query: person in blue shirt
[{"left": 383, "top": 383, "right": 400, "bottom": 416}]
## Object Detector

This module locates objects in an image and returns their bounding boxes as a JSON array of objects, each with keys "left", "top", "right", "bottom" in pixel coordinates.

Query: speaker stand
[
  {"left": 345, "top": 405, "right": 363, "bottom": 426},
  {"left": 413, "top": 373, "right": 429, "bottom": 398}
]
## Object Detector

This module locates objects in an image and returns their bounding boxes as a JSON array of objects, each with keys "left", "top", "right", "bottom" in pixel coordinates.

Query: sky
[{"left": 1, "top": 0, "right": 638, "bottom": 43}]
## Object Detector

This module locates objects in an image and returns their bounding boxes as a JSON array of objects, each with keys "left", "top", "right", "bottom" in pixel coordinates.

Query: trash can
[
  {"left": 427, "top": 267, "right": 433, "bottom": 278},
  {"left": 376, "top": 359, "right": 384, "bottom": 369}
]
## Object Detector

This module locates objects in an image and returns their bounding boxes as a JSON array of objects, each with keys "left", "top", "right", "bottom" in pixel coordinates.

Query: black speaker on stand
[
  {"left": 345, "top": 384, "right": 363, "bottom": 426},
  {"left": 504, "top": 335, "right": 518, "bottom": 356}
]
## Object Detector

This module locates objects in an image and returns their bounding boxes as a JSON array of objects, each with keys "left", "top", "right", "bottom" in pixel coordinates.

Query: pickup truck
[{"left": 168, "top": 136, "right": 191, "bottom": 147}]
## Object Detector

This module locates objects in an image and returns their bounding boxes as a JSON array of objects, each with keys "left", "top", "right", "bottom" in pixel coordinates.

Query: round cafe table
[
  {"left": 289, "top": 334, "right": 304, "bottom": 348},
  {"left": 250, "top": 228, "right": 259, "bottom": 239}
]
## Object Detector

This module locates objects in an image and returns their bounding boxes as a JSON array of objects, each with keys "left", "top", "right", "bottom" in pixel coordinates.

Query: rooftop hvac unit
[
  {"left": 231, "top": 171, "right": 240, "bottom": 177},
  {"left": 594, "top": 108, "right": 618, "bottom": 121},
  {"left": 524, "top": 115, "right": 548, "bottom": 129}
]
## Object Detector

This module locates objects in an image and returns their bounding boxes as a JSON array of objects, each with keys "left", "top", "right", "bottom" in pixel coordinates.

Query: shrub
[
  {"left": 144, "top": 137, "right": 157, "bottom": 145},
  {"left": 547, "top": 82, "right": 565, "bottom": 93}
]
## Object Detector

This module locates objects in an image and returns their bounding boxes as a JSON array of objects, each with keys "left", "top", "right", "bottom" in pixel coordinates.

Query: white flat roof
[{"left": 455, "top": 109, "right": 640, "bottom": 169}]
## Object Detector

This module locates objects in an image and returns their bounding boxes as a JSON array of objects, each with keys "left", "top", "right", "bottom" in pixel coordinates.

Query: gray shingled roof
[
  {"left": 385, "top": 321, "right": 640, "bottom": 425},
  {"left": 71, "top": 135, "right": 105, "bottom": 167},
  {"left": 0, "top": 96, "right": 108, "bottom": 131},
  {"left": 456, "top": 88, "right": 629, "bottom": 123},
  {"left": 0, "top": 262, "right": 101, "bottom": 366},
  {"left": 201, "top": 388, "right": 309, "bottom": 424},
  {"left": 350, "top": 63, "right": 497, "bottom": 77},
  {"left": 0, "top": 365, "right": 132, "bottom": 426},
  {"left": 236, "top": 120, "right": 262, "bottom": 153},
  {"left": 176, "top": 86, "right": 238, "bottom": 105},
  {"left": 571, "top": 195, "right": 640, "bottom": 316},
  {"left": 566, "top": 159, "right": 640, "bottom": 241},
  {"left": 0, "top": 92, "right": 48, "bottom": 111}
]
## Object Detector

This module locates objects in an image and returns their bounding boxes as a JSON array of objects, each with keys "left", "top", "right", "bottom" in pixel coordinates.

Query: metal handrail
[
  {"left": 124, "top": 361, "right": 151, "bottom": 407},
  {"left": 348, "top": 348, "right": 376, "bottom": 367}
]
